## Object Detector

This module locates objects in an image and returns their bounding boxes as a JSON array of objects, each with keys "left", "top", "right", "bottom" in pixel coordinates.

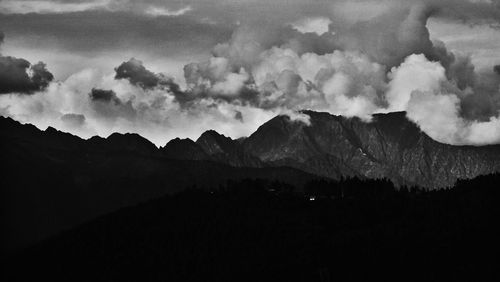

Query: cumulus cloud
[
  {"left": 386, "top": 54, "right": 446, "bottom": 111},
  {"left": 0, "top": 58, "right": 54, "bottom": 94},
  {"left": 170, "top": 0, "right": 500, "bottom": 144},
  {"left": 396, "top": 55, "right": 500, "bottom": 145},
  {"left": 114, "top": 58, "right": 185, "bottom": 96},
  {"left": 89, "top": 88, "right": 120, "bottom": 103},
  {"left": 0, "top": 32, "right": 54, "bottom": 94},
  {"left": 114, "top": 58, "right": 162, "bottom": 89},
  {"left": 407, "top": 89, "right": 500, "bottom": 146},
  {"left": 1, "top": 0, "right": 500, "bottom": 146},
  {"left": 114, "top": 58, "right": 193, "bottom": 105},
  {"left": 0, "top": 61, "right": 278, "bottom": 146}
]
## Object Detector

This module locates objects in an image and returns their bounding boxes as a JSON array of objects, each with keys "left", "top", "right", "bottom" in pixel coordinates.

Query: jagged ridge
[
  {"left": 3, "top": 109, "right": 500, "bottom": 189},
  {"left": 242, "top": 111, "right": 500, "bottom": 188}
]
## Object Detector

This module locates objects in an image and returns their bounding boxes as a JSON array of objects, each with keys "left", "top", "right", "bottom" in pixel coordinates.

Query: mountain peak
[
  {"left": 161, "top": 138, "right": 209, "bottom": 160},
  {"left": 198, "top": 129, "right": 227, "bottom": 139},
  {"left": 165, "top": 137, "right": 195, "bottom": 146},
  {"left": 196, "top": 129, "right": 262, "bottom": 167},
  {"left": 196, "top": 130, "right": 234, "bottom": 155},
  {"left": 244, "top": 110, "right": 500, "bottom": 187},
  {"left": 104, "top": 132, "right": 157, "bottom": 154}
]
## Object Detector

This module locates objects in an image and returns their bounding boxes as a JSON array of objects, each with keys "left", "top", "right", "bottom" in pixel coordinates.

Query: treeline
[{"left": 3, "top": 174, "right": 500, "bottom": 282}]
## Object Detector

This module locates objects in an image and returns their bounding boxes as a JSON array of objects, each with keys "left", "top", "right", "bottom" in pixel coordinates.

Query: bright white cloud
[
  {"left": 407, "top": 89, "right": 500, "bottom": 146},
  {"left": 144, "top": 5, "right": 192, "bottom": 17},
  {"left": 212, "top": 68, "right": 250, "bottom": 96},
  {"left": 386, "top": 54, "right": 447, "bottom": 111},
  {"left": 2, "top": 0, "right": 500, "bottom": 147},
  {"left": 290, "top": 17, "right": 332, "bottom": 36},
  {"left": 0, "top": 67, "right": 278, "bottom": 146}
]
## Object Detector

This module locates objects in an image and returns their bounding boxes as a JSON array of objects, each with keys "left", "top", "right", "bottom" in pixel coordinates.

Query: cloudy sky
[{"left": 1, "top": 0, "right": 500, "bottom": 146}]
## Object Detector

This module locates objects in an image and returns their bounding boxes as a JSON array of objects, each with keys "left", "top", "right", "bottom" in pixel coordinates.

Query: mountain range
[
  {"left": 162, "top": 111, "right": 500, "bottom": 188},
  {"left": 2, "top": 110, "right": 500, "bottom": 250}
]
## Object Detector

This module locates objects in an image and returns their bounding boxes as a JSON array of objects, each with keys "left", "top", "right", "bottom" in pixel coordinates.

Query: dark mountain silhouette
[
  {"left": 196, "top": 130, "right": 262, "bottom": 167},
  {"left": 95, "top": 132, "right": 158, "bottom": 155},
  {"left": 2, "top": 109, "right": 500, "bottom": 251},
  {"left": 0, "top": 116, "right": 320, "bottom": 251},
  {"left": 160, "top": 137, "right": 210, "bottom": 160}
]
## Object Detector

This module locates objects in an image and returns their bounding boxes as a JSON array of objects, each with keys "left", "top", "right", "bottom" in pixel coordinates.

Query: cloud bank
[{"left": 0, "top": 0, "right": 499, "bottom": 146}]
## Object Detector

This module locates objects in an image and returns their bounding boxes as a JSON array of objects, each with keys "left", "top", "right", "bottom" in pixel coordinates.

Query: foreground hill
[{"left": 3, "top": 175, "right": 499, "bottom": 282}]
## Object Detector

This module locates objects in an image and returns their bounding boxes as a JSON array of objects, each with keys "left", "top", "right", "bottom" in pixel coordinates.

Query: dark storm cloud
[
  {"left": 115, "top": 58, "right": 160, "bottom": 89},
  {"left": 335, "top": 9, "right": 428, "bottom": 67},
  {"left": 331, "top": 4, "right": 471, "bottom": 71},
  {"left": 114, "top": 58, "right": 194, "bottom": 103},
  {"left": 89, "top": 88, "right": 120, "bottom": 104},
  {"left": 0, "top": 31, "right": 54, "bottom": 94},
  {"left": 234, "top": 111, "right": 243, "bottom": 122},
  {"left": 0, "top": 57, "right": 54, "bottom": 94},
  {"left": 88, "top": 88, "right": 137, "bottom": 120},
  {"left": 61, "top": 113, "right": 86, "bottom": 127},
  {"left": 460, "top": 67, "right": 500, "bottom": 121},
  {"left": 114, "top": 57, "right": 259, "bottom": 107},
  {"left": 494, "top": 65, "right": 500, "bottom": 75}
]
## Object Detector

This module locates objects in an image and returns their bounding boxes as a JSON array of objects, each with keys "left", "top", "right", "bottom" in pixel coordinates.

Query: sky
[{"left": 1, "top": 0, "right": 500, "bottom": 146}]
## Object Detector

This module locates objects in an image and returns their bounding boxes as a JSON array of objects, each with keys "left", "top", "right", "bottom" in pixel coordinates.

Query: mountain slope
[
  {"left": 243, "top": 111, "right": 500, "bottom": 187},
  {"left": 196, "top": 130, "right": 262, "bottom": 167}
]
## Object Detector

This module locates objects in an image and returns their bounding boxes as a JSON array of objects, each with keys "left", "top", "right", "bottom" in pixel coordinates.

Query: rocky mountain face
[
  {"left": 4, "top": 110, "right": 499, "bottom": 190},
  {"left": 196, "top": 130, "right": 262, "bottom": 167},
  {"left": 176, "top": 110, "right": 500, "bottom": 188},
  {"left": 241, "top": 111, "right": 500, "bottom": 188}
]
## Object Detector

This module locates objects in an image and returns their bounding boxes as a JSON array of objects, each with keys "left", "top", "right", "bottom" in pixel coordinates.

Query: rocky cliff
[{"left": 242, "top": 111, "right": 500, "bottom": 188}]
